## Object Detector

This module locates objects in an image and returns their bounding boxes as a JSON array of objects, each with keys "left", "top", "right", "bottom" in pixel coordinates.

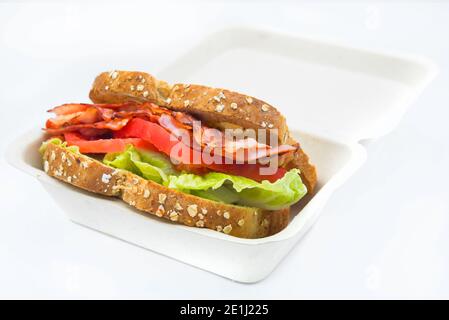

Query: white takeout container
[{"left": 7, "top": 28, "right": 437, "bottom": 283}]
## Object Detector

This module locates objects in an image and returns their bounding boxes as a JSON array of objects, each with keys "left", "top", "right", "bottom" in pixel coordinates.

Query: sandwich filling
[{"left": 41, "top": 102, "right": 307, "bottom": 210}]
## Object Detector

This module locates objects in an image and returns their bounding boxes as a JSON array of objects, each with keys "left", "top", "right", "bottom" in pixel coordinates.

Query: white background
[{"left": 0, "top": 0, "right": 448, "bottom": 299}]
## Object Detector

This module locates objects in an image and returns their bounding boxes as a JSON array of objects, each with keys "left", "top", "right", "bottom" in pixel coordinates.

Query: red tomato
[
  {"left": 208, "top": 163, "right": 287, "bottom": 183},
  {"left": 114, "top": 118, "right": 199, "bottom": 164},
  {"left": 64, "top": 132, "right": 155, "bottom": 153}
]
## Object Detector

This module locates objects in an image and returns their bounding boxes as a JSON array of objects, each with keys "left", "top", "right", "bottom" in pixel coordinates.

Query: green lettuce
[
  {"left": 39, "top": 138, "right": 79, "bottom": 155},
  {"left": 102, "top": 146, "right": 307, "bottom": 210},
  {"left": 103, "top": 146, "right": 176, "bottom": 184},
  {"left": 167, "top": 169, "right": 306, "bottom": 210},
  {"left": 190, "top": 188, "right": 240, "bottom": 204}
]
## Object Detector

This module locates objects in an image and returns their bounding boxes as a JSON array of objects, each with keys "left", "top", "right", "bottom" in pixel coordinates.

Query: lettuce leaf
[
  {"left": 167, "top": 169, "right": 306, "bottom": 210},
  {"left": 103, "top": 145, "right": 176, "bottom": 184},
  {"left": 102, "top": 146, "right": 307, "bottom": 210},
  {"left": 190, "top": 187, "right": 240, "bottom": 204},
  {"left": 39, "top": 138, "right": 79, "bottom": 155}
]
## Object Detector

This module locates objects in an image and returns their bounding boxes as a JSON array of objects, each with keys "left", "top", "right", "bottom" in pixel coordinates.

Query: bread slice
[
  {"left": 89, "top": 70, "right": 317, "bottom": 192},
  {"left": 42, "top": 143, "right": 290, "bottom": 239}
]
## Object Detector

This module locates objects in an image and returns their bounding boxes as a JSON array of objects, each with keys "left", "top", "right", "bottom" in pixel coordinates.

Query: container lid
[{"left": 159, "top": 28, "right": 437, "bottom": 142}]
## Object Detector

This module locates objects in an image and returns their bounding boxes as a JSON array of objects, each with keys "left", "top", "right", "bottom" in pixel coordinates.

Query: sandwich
[{"left": 39, "top": 71, "right": 317, "bottom": 238}]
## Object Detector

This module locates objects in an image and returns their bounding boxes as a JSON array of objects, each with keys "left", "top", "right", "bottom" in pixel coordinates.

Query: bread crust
[
  {"left": 42, "top": 143, "right": 290, "bottom": 239},
  {"left": 88, "top": 70, "right": 317, "bottom": 192},
  {"left": 90, "top": 71, "right": 287, "bottom": 142},
  {"left": 282, "top": 136, "right": 317, "bottom": 193},
  {"left": 89, "top": 71, "right": 171, "bottom": 107},
  {"left": 168, "top": 84, "right": 288, "bottom": 144}
]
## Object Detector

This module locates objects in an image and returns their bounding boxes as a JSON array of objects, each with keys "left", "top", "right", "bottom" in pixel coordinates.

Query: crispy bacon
[
  {"left": 232, "top": 144, "right": 297, "bottom": 163},
  {"left": 47, "top": 104, "right": 89, "bottom": 115},
  {"left": 45, "top": 118, "right": 130, "bottom": 135},
  {"left": 113, "top": 110, "right": 160, "bottom": 123},
  {"left": 46, "top": 102, "right": 166, "bottom": 130},
  {"left": 158, "top": 114, "right": 191, "bottom": 142},
  {"left": 74, "top": 107, "right": 101, "bottom": 124},
  {"left": 48, "top": 102, "right": 137, "bottom": 114},
  {"left": 46, "top": 112, "right": 86, "bottom": 129},
  {"left": 173, "top": 111, "right": 196, "bottom": 127},
  {"left": 192, "top": 127, "right": 296, "bottom": 162},
  {"left": 44, "top": 102, "right": 297, "bottom": 163}
]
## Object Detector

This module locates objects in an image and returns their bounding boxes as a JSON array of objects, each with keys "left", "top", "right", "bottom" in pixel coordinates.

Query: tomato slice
[
  {"left": 115, "top": 118, "right": 286, "bottom": 182},
  {"left": 64, "top": 132, "right": 155, "bottom": 153},
  {"left": 114, "top": 118, "right": 199, "bottom": 164},
  {"left": 208, "top": 163, "right": 287, "bottom": 183}
]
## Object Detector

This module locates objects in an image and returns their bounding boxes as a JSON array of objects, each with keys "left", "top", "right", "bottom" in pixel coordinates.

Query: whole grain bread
[
  {"left": 89, "top": 70, "right": 317, "bottom": 192},
  {"left": 42, "top": 143, "right": 290, "bottom": 239}
]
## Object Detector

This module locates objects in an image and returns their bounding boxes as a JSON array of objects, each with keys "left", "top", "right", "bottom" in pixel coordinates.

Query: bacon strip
[
  {"left": 48, "top": 102, "right": 137, "bottom": 114},
  {"left": 47, "top": 104, "right": 89, "bottom": 115},
  {"left": 45, "top": 118, "right": 130, "bottom": 135},
  {"left": 158, "top": 114, "right": 191, "bottom": 143},
  {"left": 46, "top": 112, "right": 86, "bottom": 129},
  {"left": 44, "top": 102, "right": 297, "bottom": 162}
]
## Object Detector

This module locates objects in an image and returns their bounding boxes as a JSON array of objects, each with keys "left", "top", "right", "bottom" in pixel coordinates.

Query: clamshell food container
[{"left": 7, "top": 28, "right": 437, "bottom": 283}]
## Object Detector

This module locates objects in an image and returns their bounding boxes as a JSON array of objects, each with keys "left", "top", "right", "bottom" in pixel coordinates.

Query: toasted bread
[
  {"left": 42, "top": 143, "right": 290, "bottom": 239},
  {"left": 89, "top": 70, "right": 317, "bottom": 192}
]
